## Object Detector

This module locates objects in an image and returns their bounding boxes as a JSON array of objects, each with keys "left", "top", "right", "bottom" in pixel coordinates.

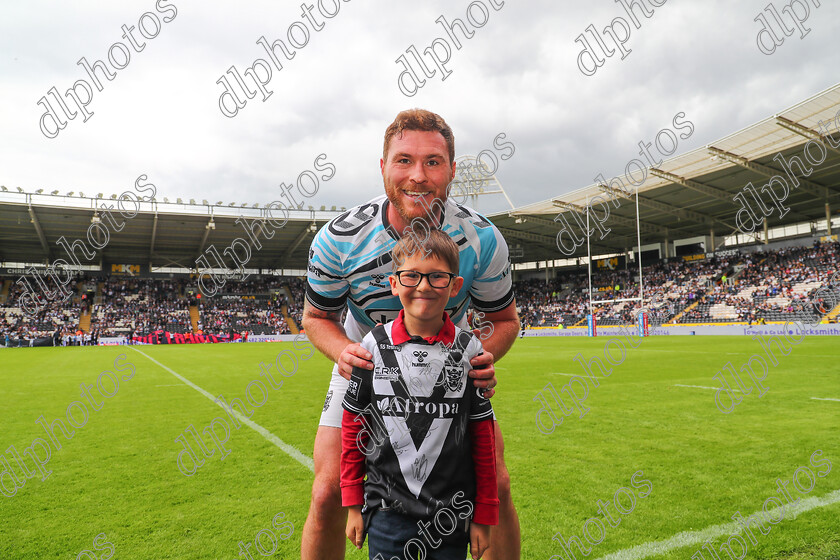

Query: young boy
[{"left": 340, "top": 229, "right": 499, "bottom": 560}]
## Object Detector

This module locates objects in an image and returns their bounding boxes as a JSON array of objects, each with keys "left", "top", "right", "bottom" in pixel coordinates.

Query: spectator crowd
[{"left": 1, "top": 241, "right": 837, "bottom": 345}]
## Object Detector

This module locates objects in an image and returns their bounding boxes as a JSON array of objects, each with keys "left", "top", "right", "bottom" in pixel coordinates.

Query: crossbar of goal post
[
  {"left": 585, "top": 185, "right": 646, "bottom": 336},
  {"left": 591, "top": 297, "right": 643, "bottom": 304}
]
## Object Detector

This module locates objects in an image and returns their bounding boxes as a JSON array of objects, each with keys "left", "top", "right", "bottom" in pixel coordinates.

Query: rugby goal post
[{"left": 584, "top": 189, "right": 654, "bottom": 337}]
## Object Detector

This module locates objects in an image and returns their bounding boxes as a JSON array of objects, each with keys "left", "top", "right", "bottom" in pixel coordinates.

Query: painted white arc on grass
[
  {"left": 591, "top": 489, "right": 840, "bottom": 560},
  {"left": 672, "top": 384, "right": 742, "bottom": 393},
  {"left": 810, "top": 397, "right": 840, "bottom": 402},
  {"left": 129, "top": 347, "right": 314, "bottom": 472}
]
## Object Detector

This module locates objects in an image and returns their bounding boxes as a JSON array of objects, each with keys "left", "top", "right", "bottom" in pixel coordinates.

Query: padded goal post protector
[
  {"left": 638, "top": 312, "right": 649, "bottom": 337},
  {"left": 587, "top": 314, "right": 596, "bottom": 337}
]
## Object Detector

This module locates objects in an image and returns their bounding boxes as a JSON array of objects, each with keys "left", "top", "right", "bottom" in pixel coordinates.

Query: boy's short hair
[{"left": 392, "top": 229, "right": 459, "bottom": 274}]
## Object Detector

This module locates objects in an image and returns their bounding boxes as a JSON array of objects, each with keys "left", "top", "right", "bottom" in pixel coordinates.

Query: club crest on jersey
[{"left": 444, "top": 365, "right": 465, "bottom": 392}]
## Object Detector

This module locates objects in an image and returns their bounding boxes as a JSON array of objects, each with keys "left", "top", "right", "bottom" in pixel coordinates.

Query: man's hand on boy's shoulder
[
  {"left": 469, "top": 349, "right": 497, "bottom": 398},
  {"left": 338, "top": 341, "right": 374, "bottom": 379}
]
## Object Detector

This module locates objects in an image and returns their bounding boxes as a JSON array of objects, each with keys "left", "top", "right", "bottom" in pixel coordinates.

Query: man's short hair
[
  {"left": 392, "top": 229, "right": 459, "bottom": 274},
  {"left": 383, "top": 109, "right": 455, "bottom": 165}
]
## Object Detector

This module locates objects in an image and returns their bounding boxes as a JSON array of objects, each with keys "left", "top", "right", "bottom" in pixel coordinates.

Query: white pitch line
[
  {"left": 673, "top": 384, "right": 742, "bottom": 393},
  {"left": 592, "top": 488, "right": 840, "bottom": 560},
  {"left": 643, "top": 349, "right": 840, "bottom": 359},
  {"left": 129, "top": 347, "right": 314, "bottom": 472},
  {"left": 155, "top": 384, "right": 190, "bottom": 387},
  {"left": 641, "top": 349, "right": 745, "bottom": 355},
  {"left": 551, "top": 372, "right": 582, "bottom": 377},
  {"left": 810, "top": 397, "right": 840, "bottom": 402}
]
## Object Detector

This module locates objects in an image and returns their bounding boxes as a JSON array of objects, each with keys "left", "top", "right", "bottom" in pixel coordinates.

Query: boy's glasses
[{"left": 394, "top": 270, "right": 456, "bottom": 288}]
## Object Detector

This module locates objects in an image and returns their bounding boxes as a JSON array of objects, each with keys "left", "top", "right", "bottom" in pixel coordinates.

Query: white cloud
[{"left": 1, "top": 0, "right": 838, "bottom": 215}]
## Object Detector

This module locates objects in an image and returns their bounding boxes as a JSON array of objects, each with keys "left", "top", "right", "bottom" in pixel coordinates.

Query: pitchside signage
[
  {"left": 2, "top": 267, "right": 37, "bottom": 275},
  {"left": 132, "top": 331, "right": 244, "bottom": 344},
  {"left": 705, "top": 249, "right": 739, "bottom": 258},
  {"left": 594, "top": 255, "right": 626, "bottom": 269},
  {"left": 110, "top": 264, "right": 141, "bottom": 274}
]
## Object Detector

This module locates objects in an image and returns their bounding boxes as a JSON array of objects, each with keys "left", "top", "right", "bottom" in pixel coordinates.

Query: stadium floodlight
[
  {"left": 330, "top": 205, "right": 336, "bottom": 211},
  {"left": 177, "top": 198, "right": 183, "bottom": 204},
  {"left": 241, "top": 202, "right": 248, "bottom": 207},
  {"left": 202, "top": 199, "right": 208, "bottom": 205},
  {"left": 164, "top": 197, "right": 170, "bottom": 203},
  {"left": 110, "top": 194, "right": 117, "bottom": 199},
  {"left": 17, "top": 187, "right": 24, "bottom": 193},
  {"left": 51, "top": 190, "right": 59, "bottom": 195},
  {"left": 216, "top": 201, "right": 223, "bottom": 205},
  {"left": 228, "top": 202, "right": 236, "bottom": 206},
  {"left": 67, "top": 192, "right": 74, "bottom": 196},
  {"left": 206, "top": 219, "right": 215, "bottom": 230},
  {"left": 79, "top": 192, "right": 85, "bottom": 197},
  {"left": 91, "top": 214, "right": 101, "bottom": 224},
  {"left": 190, "top": 199, "right": 195, "bottom": 205},
  {"left": 320, "top": 205, "right": 325, "bottom": 211},
  {"left": 308, "top": 205, "right": 314, "bottom": 210},
  {"left": 308, "top": 222, "right": 318, "bottom": 232},
  {"left": 252, "top": 203, "right": 259, "bottom": 208},
  {"left": 0, "top": 186, "right": 6, "bottom": 191},
  {"left": 36, "top": 189, "right": 44, "bottom": 193},
  {"left": 341, "top": 207, "right": 346, "bottom": 211},
  {"left": 97, "top": 193, "right": 103, "bottom": 198}
]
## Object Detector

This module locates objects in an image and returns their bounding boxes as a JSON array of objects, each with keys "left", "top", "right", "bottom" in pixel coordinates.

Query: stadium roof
[
  {"left": 2, "top": 83, "right": 840, "bottom": 273},
  {"left": 487, "top": 82, "right": 840, "bottom": 263},
  {"left": 0, "top": 195, "right": 340, "bottom": 273}
]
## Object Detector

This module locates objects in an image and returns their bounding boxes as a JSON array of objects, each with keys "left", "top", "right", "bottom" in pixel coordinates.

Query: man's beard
[
  {"left": 385, "top": 181, "right": 448, "bottom": 228},
  {"left": 395, "top": 195, "right": 448, "bottom": 231}
]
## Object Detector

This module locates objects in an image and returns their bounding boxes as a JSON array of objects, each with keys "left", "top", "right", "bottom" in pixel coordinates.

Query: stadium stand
[
  {"left": 514, "top": 240, "right": 838, "bottom": 328},
  {"left": 678, "top": 241, "right": 837, "bottom": 325},
  {"left": 0, "top": 241, "right": 837, "bottom": 344},
  {"left": 0, "top": 275, "right": 305, "bottom": 343}
]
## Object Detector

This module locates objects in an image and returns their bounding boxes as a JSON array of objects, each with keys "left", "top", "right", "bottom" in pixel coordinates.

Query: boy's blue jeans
[{"left": 367, "top": 509, "right": 468, "bottom": 560}]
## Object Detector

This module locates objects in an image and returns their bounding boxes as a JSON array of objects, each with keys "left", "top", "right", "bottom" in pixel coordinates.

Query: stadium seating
[
  {"left": 0, "top": 275, "right": 306, "bottom": 340},
  {"left": 515, "top": 240, "right": 838, "bottom": 328},
  {"left": 1, "top": 241, "right": 836, "bottom": 342}
]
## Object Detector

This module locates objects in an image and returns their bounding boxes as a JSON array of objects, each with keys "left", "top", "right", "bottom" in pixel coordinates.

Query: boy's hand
[
  {"left": 469, "top": 522, "right": 491, "bottom": 559},
  {"left": 345, "top": 506, "right": 364, "bottom": 550}
]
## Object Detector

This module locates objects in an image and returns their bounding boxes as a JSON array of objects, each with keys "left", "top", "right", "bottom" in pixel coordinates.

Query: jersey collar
[{"left": 391, "top": 309, "right": 456, "bottom": 346}]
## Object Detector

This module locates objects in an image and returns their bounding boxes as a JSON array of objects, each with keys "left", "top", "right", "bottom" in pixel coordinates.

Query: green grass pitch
[{"left": 1, "top": 335, "right": 838, "bottom": 559}]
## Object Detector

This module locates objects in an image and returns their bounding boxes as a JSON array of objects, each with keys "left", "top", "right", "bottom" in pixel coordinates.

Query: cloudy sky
[{"left": 2, "top": 0, "right": 839, "bottom": 216}]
